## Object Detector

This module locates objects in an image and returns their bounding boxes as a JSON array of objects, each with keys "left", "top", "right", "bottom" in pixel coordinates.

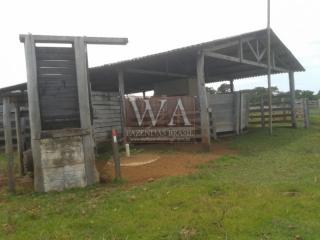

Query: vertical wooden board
[
  {"left": 74, "top": 37, "right": 97, "bottom": 185},
  {"left": 196, "top": 52, "right": 210, "bottom": 147},
  {"left": 14, "top": 102, "right": 24, "bottom": 175},
  {"left": 260, "top": 97, "right": 265, "bottom": 127},
  {"left": 303, "top": 98, "right": 310, "bottom": 128},
  {"left": 234, "top": 92, "right": 240, "bottom": 135},
  {"left": 23, "top": 34, "right": 44, "bottom": 192},
  {"left": 3, "top": 97, "right": 15, "bottom": 192},
  {"left": 289, "top": 71, "right": 297, "bottom": 128}
]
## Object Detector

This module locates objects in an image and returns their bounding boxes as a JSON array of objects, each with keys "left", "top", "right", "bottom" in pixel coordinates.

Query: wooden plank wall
[
  {"left": 91, "top": 91, "right": 122, "bottom": 144},
  {"left": 207, "top": 92, "right": 249, "bottom": 134},
  {"left": 208, "top": 94, "right": 234, "bottom": 132},
  {"left": 36, "top": 47, "right": 81, "bottom": 130}
]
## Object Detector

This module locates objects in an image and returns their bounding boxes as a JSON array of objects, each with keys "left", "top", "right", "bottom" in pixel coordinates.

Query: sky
[{"left": 0, "top": 0, "right": 319, "bottom": 93}]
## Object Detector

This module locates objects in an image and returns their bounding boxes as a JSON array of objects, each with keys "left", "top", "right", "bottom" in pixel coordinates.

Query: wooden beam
[
  {"left": 118, "top": 70, "right": 127, "bottom": 144},
  {"left": 74, "top": 37, "right": 97, "bottom": 185},
  {"left": 14, "top": 102, "right": 24, "bottom": 176},
  {"left": 289, "top": 71, "right": 297, "bottom": 128},
  {"left": 196, "top": 51, "right": 211, "bottom": 148},
  {"left": 20, "top": 34, "right": 128, "bottom": 45},
  {"left": 3, "top": 97, "right": 15, "bottom": 193},
  {"left": 204, "top": 51, "right": 288, "bottom": 72},
  {"left": 23, "top": 34, "right": 44, "bottom": 192},
  {"left": 203, "top": 36, "right": 256, "bottom": 52},
  {"left": 126, "top": 68, "right": 190, "bottom": 78},
  {"left": 239, "top": 39, "right": 243, "bottom": 62}
]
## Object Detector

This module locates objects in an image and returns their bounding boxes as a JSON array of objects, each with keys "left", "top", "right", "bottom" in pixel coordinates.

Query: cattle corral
[{"left": 0, "top": 29, "right": 307, "bottom": 192}]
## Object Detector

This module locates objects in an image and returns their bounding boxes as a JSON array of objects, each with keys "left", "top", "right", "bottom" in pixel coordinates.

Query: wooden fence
[
  {"left": 0, "top": 91, "right": 122, "bottom": 148},
  {"left": 307, "top": 99, "right": 320, "bottom": 109},
  {"left": 249, "top": 96, "right": 310, "bottom": 128},
  {"left": 0, "top": 104, "right": 30, "bottom": 150}
]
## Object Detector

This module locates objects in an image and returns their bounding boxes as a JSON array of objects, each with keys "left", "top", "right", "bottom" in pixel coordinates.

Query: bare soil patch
[{"left": 97, "top": 142, "right": 236, "bottom": 184}]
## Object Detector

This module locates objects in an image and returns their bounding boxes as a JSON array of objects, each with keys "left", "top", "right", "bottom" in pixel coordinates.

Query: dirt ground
[
  {"left": 97, "top": 142, "right": 236, "bottom": 184},
  {"left": 0, "top": 142, "right": 235, "bottom": 191}
]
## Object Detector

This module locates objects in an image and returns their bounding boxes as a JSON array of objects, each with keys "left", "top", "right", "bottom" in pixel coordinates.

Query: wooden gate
[{"left": 125, "top": 96, "right": 199, "bottom": 142}]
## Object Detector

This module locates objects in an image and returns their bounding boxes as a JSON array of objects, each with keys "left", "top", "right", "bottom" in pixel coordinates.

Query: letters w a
[{"left": 129, "top": 98, "right": 167, "bottom": 126}]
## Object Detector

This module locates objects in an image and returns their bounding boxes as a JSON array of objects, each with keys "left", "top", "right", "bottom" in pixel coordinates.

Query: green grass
[{"left": 1, "top": 111, "right": 320, "bottom": 239}]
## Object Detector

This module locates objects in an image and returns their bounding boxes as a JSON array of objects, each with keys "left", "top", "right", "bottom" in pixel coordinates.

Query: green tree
[
  {"left": 242, "top": 86, "right": 279, "bottom": 104},
  {"left": 295, "top": 90, "right": 317, "bottom": 100},
  {"left": 206, "top": 87, "right": 217, "bottom": 94},
  {"left": 217, "top": 83, "right": 231, "bottom": 93}
]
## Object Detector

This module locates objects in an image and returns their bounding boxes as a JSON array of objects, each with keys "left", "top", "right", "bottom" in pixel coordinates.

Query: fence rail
[{"left": 249, "top": 96, "right": 310, "bottom": 128}]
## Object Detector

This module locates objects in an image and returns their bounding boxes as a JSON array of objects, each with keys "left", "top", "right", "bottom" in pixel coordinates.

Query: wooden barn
[{"left": 0, "top": 29, "right": 304, "bottom": 192}]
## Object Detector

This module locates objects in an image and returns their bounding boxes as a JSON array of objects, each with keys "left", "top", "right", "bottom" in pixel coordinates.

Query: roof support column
[
  {"left": 23, "top": 34, "right": 44, "bottom": 192},
  {"left": 74, "top": 37, "right": 98, "bottom": 185},
  {"left": 230, "top": 80, "right": 234, "bottom": 93},
  {"left": 118, "top": 70, "right": 127, "bottom": 144},
  {"left": 289, "top": 71, "right": 297, "bottom": 128},
  {"left": 196, "top": 51, "right": 211, "bottom": 149}
]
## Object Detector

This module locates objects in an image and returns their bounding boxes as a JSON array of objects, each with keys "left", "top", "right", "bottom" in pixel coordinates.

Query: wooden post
[
  {"left": 196, "top": 51, "right": 211, "bottom": 148},
  {"left": 14, "top": 101, "right": 24, "bottom": 175},
  {"left": 281, "top": 97, "right": 286, "bottom": 122},
  {"left": 230, "top": 80, "right": 234, "bottom": 93},
  {"left": 21, "top": 117, "right": 27, "bottom": 151},
  {"left": 267, "top": 0, "right": 273, "bottom": 135},
  {"left": 234, "top": 92, "right": 240, "bottom": 135},
  {"left": 260, "top": 97, "right": 265, "bottom": 128},
  {"left": 3, "top": 97, "right": 15, "bottom": 193},
  {"left": 74, "top": 37, "right": 97, "bottom": 185},
  {"left": 111, "top": 129, "right": 121, "bottom": 180},
  {"left": 208, "top": 108, "right": 217, "bottom": 140},
  {"left": 239, "top": 91, "right": 244, "bottom": 133},
  {"left": 289, "top": 71, "right": 297, "bottom": 128},
  {"left": 23, "top": 34, "right": 44, "bottom": 192},
  {"left": 303, "top": 98, "right": 310, "bottom": 128},
  {"left": 118, "top": 70, "right": 127, "bottom": 144}
]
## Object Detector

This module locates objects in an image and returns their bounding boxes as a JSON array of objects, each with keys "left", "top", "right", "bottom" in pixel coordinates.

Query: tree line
[{"left": 207, "top": 83, "right": 320, "bottom": 104}]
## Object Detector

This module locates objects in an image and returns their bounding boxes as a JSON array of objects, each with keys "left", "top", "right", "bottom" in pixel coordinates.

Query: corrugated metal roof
[{"left": 91, "top": 28, "right": 305, "bottom": 73}]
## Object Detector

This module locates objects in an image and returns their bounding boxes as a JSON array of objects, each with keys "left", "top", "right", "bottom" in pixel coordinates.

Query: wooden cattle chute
[{"left": 19, "top": 34, "right": 127, "bottom": 192}]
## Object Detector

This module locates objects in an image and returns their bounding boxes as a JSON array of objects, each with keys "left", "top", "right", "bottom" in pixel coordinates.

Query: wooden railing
[{"left": 249, "top": 96, "right": 310, "bottom": 128}]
